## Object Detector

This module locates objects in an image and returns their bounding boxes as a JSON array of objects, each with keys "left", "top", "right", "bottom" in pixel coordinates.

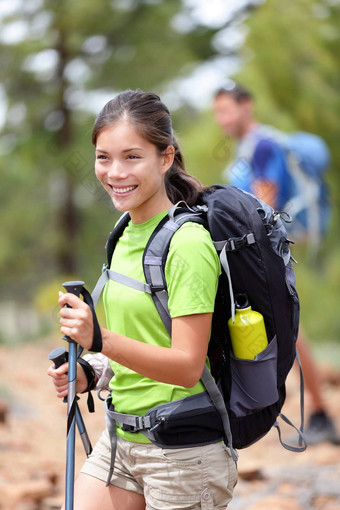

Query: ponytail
[{"left": 165, "top": 138, "right": 207, "bottom": 206}]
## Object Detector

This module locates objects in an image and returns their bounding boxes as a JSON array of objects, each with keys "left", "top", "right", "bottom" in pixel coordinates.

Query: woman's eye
[
  {"left": 127, "top": 154, "right": 140, "bottom": 160},
  {"left": 96, "top": 155, "right": 108, "bottom": 160}
]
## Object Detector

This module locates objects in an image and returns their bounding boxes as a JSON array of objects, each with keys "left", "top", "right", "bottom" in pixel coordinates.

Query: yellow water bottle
[{"left": 228, "top": 294, "right": 268, "bottom": 359}]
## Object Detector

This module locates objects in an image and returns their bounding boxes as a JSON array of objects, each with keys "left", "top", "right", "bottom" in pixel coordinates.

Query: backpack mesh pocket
[{"left": 230, "top": 336, "right": 279, "bottom": 418}]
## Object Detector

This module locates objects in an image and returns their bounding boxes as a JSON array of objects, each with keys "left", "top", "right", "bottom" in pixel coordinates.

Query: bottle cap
[{"left": 235, "top": 294, "right": 250, "bottom": 309}]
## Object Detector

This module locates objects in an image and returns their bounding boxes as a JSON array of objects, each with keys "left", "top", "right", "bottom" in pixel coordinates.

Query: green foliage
[
  {"left": 294, "top": 248, "right": 340, "bottom": 344},
  {"left": 176, "top": 108, "right": 233, "bottom": 185},
  {"left": 0, "top": 0, "right": 223, "bottom": 302}
]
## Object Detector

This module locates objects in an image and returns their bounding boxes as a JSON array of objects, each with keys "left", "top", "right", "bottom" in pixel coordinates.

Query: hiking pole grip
[
  {"left": 62, "top": 280, "right": 84, "bottom": 510},
  {"left": 48, "top": 346, "right": 68, "bottom": 369},
  {"left": 61, "top": 281, "right": 85, "bottom": 344}
]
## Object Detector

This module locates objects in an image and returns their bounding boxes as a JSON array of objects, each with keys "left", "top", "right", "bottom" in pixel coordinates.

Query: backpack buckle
[
  {"left": 227, "top": 233, "right": 255, "bottom": 251},
  {"left": 121, "top": 416, "right": 151, "bottom": 433},
  {"left": 150, "top": 284, "right": 166, "bottom": 294}
]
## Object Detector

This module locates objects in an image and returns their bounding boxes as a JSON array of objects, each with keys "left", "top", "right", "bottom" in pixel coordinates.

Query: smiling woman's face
[{"left": 95, "top": 120, "right": 174, "bottom": 224}]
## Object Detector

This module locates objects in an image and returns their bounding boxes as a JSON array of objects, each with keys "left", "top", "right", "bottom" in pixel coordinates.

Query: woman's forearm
[
  {"left": 101, "top": 328, "right": 200, "bottom": 387},
  {"left": 100, "top": 313, "right": 210, "bottom": 388}
]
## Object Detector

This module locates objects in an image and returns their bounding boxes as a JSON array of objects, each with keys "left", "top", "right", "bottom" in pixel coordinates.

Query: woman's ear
[{"left": 161, "top": 145, "right": 175, "bottom": 174}]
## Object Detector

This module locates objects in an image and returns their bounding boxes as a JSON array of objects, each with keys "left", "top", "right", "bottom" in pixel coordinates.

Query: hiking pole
[
  {"left": 60, "top": 280, "right": 85, "bottom": 510},
  {"left": 48, "top": 346, "right": 92, "bottom": 457}
]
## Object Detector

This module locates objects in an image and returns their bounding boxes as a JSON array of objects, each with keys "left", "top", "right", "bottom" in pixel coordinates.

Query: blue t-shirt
[{"left": 227, "top": 127, "right": 295, "bottom": 211}]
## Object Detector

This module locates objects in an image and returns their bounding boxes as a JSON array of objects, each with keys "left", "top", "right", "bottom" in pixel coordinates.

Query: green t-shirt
[{"left": 103, "top": 210, "right": 221, "bottom": 443}]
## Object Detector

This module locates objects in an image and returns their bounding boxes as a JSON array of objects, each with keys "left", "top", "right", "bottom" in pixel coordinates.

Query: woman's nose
[{"left": 108, "top": 160, "right": 127, "bottom": 179}]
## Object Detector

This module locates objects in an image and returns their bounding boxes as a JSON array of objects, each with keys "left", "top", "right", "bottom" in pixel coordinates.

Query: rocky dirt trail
[{"left": 0, "top": 339, "right": 340, "bottom": 510}]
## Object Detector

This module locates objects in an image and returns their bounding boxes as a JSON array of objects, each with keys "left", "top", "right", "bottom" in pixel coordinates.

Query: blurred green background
[{"left": 0, "top": 0, "right": 339, "bottom": 351}]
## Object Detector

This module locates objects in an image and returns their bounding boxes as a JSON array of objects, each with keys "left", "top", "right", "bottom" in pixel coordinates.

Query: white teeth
[{"left": 112, "top": 185, "right": 137, "bottom": 194}]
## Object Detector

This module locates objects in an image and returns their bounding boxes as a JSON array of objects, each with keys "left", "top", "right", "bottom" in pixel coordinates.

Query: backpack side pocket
[{"left": 230, "top": 336, "right": 279, "bottom": 418}]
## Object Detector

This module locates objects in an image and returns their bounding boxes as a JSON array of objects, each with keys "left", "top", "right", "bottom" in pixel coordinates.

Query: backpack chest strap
[
  {"left": 91, "top": 267, "right": 153, "bottom": 308},
  {"left": 91, "top": 263, "right": 173, "bottom": 336}
]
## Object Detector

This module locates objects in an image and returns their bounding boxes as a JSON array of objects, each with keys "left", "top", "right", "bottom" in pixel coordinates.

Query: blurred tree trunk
[{"left": 55, "top": 31, "right": 77, "bottom": 274}]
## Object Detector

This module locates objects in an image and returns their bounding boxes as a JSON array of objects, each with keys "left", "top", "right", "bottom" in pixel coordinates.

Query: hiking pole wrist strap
[
  {"left": 80, "top": 287, "right": 103, "bottom": 353},
  {"left": 77, "top": 357, "right": 96, "bottom": 413}
]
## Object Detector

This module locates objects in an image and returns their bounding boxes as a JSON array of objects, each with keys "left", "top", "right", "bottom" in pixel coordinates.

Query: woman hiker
[{"left": 48, "top": 89, "right": 238, "bottom": 510}]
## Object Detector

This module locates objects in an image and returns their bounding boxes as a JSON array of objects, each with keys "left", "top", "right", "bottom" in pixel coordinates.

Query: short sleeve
[
  {"left": 165, "top": 222, "right": 221, "bottom": 318},
  {"left": 253, "top": 139, "right": 286, "bottom": 183}
]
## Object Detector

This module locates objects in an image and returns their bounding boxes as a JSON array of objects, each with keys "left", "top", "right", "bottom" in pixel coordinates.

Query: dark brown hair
[
  {"left": 92, "top": 89, "right": 206, "bottom": 206},
  {"left": 215, "top": 82, "right": 253, "bottom": 103}
]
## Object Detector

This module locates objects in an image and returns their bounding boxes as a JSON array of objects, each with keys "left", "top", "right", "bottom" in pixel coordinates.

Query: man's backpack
[
  {"left": 229, "top": 126, "right": 331, "bottom": 246},
  {"left": 92, "top": 185, "right": 306, "bottom": 458}
]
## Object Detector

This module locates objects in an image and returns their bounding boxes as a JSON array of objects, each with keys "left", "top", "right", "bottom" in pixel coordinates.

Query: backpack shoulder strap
[
  {"left": 91, "top": 212, "right": 131, "bottom": 307},
  {"left": 106, "top": 211, "right": 131, "bottom": 267},
  {"left": 143, "top": 203, "right": 206, "bottom": 337}
]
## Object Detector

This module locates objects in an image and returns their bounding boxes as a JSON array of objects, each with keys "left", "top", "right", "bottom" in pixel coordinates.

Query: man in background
[{"left": 213, "top": 82, "right": 339, "bottom": 445}]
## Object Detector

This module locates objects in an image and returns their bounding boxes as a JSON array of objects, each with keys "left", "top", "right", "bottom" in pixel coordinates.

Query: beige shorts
[{"left": 81, "top": 429, "right": 238, "bottom": 509}]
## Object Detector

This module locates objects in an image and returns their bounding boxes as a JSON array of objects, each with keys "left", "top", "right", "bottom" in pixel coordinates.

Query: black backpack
[{"left": 92, "top": 184, "right": 305, "bottom": 455}]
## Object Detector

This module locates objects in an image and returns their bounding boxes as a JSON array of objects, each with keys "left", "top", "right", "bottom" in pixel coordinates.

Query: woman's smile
[{"left": 110, "top": 185, "right": 138, "bottom": 196}]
